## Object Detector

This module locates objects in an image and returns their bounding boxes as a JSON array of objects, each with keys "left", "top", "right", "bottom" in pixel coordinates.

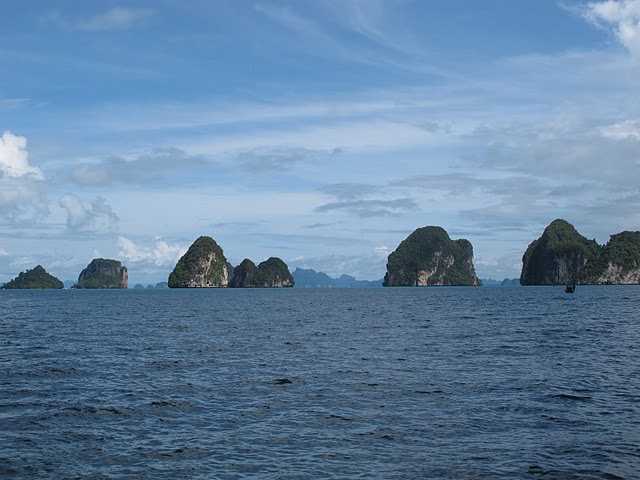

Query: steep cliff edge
[
  {"left": 597, "top": 231, "right": 640, "bottom": 284},
  {"left": 230, "top": 257, "right": 294, "bottom": 287},
  {"left": 2, "top": 265, "right": 63, "bottom": 289},
  {"left": 520, "top": 220, "right": 640, "bottom": 285},
  {"left": 75, "top": 258, "right": 128, "bottom": 289},
  {"left": 384, "top": 226, "right": 480, "bottom": 286},
  {"left": 168, "top": 236, "right": 229, "bottom": 288}
]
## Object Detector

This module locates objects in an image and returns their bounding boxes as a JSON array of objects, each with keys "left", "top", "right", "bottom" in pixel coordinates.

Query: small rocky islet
[{"left": 3, "top": 219, "right": 640, "bottom": 289}]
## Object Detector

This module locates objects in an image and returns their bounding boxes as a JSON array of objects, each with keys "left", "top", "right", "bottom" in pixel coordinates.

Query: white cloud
[
  {"left": 373, "top": 245, "right": 391, "bottom": 257},
  {"left": 52, "top": 7, "right": 155, "bottom": 32},
  {"left": 9, "top": 256, "right": 37, "bottom": 270},
  {"left": 0, "top": 132, "right": 48, "bottom": 222},
  {"left": 0, "top": 247, "right": 7, "bottom": 256},
  {"left": 58, "top": 193, "right": 91, "bottom": 230},
  {"left": 584, "top": 0, "right": 640, "bottom": 56},
  {"left": 600, "top": 119, "right": 640, "bottom": 139},
  {"left": 254, "top": 4, "right": 310, "bottom": 31},
  {"left": 0, "top": 131, "right": 44, "bottom": 180},
  {"left": 58, "top": 193, "right": 119, "bottom": 231},
  {"left": 0, "top": 177, "right": 49, "bottom": 221},
  {"left": 117, "top": 236, "right": 186, "bottom": 266}
]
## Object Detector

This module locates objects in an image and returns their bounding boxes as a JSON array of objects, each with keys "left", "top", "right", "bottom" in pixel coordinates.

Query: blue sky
[{"left": 2, "top": 0, "right": 640, "bottom": 284}]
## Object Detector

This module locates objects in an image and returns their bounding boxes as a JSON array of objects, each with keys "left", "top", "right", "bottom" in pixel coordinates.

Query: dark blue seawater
[{"left": 1, "top": 287, "right": 639, "bottom": 479}]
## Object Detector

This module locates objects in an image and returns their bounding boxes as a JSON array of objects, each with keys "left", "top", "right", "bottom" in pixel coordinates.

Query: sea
[{"left": 1, "top": 286, "right": 638, "bottom": 479}]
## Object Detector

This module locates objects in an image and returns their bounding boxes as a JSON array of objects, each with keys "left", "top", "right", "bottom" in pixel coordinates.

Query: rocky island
[
  {"left": 521, "top": 219, "right": 640, "bottom": 285},
  {"left": 74, "top": 258, "right": 128, "bottom": 289},
  {"left": 168, "top": 236, "right": 229, "bottom": 288},
  {"left": 384, "top": 226, "right": 481, "bottom": 286},
  {"left": 1, "top": 265, "right": 64, "bottom": 289},
  {"left": 230, "top": 257, "right": 294, "bottom": 288}
]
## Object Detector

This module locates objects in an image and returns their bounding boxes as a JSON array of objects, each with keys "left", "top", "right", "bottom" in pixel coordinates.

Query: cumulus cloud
[
  {"left": 52, "top": 7, "right": 155, "bottom": 32},
  {"left": 58, "top": 193, "right": 119, "bottom": 231},
  {"left": 0, "top": 131, "right": 44, "bottom": 180},
  {"left": 583, "top": 0, "right": 640, "bottom": 56},
  {"left": 0, "top": 177, "right": 49, "bottom": 222},
  {"left": 117, "top": 236, "right": 186, "bottom": 266},
  {"left": 0, "top": 132, "right": 49, "bottom": 222}
]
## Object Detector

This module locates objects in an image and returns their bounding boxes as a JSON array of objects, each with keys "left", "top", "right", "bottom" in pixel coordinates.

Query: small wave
[
  {"left": 323, "top": 413, "right": 353, "bottom": 422},
  {"left": 64, "top": 405, "right": 130, "bottom": 416},
  {"left": 546, "top": 393, "right": 593, "bottom": 401}
]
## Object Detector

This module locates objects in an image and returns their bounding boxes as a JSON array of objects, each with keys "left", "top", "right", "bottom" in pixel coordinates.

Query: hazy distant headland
[
  {"left": 292, "top": 268, "right": 383, "bottom": 288},
  {"left": 3, "top": 219, "right": 640, "bottom": 289}
]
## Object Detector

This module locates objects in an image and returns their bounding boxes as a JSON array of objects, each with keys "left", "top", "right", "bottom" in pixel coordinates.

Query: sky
[{"left": 1, "top": 0, "right": 640, "bottom": 285}]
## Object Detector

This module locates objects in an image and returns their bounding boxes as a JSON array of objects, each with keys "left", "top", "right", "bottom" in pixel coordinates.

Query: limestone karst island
[
  {"left": 521, "top": 219, "right": 640, "bottom": 285},
  {"left": 1, "top": 265, "right": 63, "bottom": 289},
  {"left": 74, "top": 259, "right": 129, "bottom": 289},
  {"left": 384, "top": 226, "right": 481, "bottom": 286},
  {"left": 167, "top": 235, "right": 294, "bottom": 288},
  {"left": 2, "top": 220, "right": 640, "bottom": 289}
]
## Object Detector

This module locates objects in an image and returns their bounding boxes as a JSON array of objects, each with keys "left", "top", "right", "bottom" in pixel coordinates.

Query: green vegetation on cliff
[
  {"left": 520, "top": 219, "right": 640, "bottom": 285},
  {"left": 74, "top": 258, "right": 128, "bottom": 289},
  {"left": 168, "top": 236, "right": 228, "bottom": 288},
  {"left": 520, "top": 219, "right": 600, "bottom": 285},
  {"left": 2, "top": 265, "right": 63, "bottom": 289},
  {"left": 230, "top": 257, "right": 294, "bottom": 287},
  {"left": 601, "top": 231, "right": 640, "bottom": 272},
  {"left": 384, "top": 226, "right": 480, "bottom": 286},
  {"left": 229, "top": 258, "right": 259, "bottom": 287}
]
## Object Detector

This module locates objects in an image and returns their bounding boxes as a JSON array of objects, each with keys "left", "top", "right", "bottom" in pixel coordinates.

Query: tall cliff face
[
  {"left": 230, "top": 257, "right": 294, "bottom": 288},
  {"left": 168, "top": 236, "right": 229, "bottom": 288},
  {"left": 520, "top": 220, "right": 640, "bottom": 285},
  {"left": 520, "top": 219, "right": 599, "bottom": 285},
  {"left": 384, "top": 226, "right": 480, "bottom": 286},
  {"left": 75, "top": 259, "right": 128, "bottom": 289}
]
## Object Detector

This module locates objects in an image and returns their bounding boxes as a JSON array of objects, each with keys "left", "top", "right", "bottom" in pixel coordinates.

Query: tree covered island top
[{"left": 1, "top": 265, "right": 63, "bottom": 289}]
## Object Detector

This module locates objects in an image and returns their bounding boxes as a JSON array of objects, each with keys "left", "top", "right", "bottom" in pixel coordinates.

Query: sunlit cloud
[
  {"left": 117, "top": 236, "right": 186, "bottom": 266},
  {"left": 583, "top": 0, "right": 640, "bottom": 56},
  {"left": 0, "top": 131, "right": 44, "bottom": 180}
]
